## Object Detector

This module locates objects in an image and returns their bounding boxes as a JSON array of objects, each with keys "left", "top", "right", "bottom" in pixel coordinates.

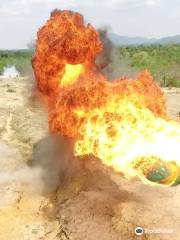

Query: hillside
[{"left": 109, "top": 33, "right": 180, "bottom": 46}]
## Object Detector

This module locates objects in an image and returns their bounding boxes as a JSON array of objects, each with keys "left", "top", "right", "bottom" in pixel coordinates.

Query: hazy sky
[{"left": 0, "top": 0, "right": 180, "bottom": 49}]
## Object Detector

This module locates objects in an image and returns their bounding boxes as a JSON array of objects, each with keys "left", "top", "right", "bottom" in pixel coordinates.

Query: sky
[{"left": 0, "top": 0, "right": 180, "bottom": 49}]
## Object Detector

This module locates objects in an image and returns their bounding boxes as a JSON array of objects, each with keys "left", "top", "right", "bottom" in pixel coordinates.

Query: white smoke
[
  {"left": 2, "top": 65, "right": 20, "bottom": 78},
  {"left": 0, "top": 135, "right": 76, "bottom": 199},
  {"left": 0, "top": 141, "right": 44, "bottom": 193}
]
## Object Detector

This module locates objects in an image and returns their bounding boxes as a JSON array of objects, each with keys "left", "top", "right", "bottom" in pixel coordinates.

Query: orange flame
[
  {"left": 33, "top": 10, "right": 180, "bottom": 185},
  {"left": 32, "top": 10, "right": 102, "bottom": 96}
]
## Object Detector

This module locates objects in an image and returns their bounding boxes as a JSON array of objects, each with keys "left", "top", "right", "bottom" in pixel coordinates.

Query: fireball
[{"left": 33, "top": 9, "right": 180, "bottom": 186}]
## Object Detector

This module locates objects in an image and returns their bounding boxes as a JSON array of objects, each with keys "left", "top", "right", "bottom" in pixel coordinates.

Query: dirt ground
[{"left": 0, "top": 77, "right": 180, "bottom": 240}]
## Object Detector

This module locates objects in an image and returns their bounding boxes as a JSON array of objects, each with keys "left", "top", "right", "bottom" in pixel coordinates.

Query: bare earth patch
[{"left": 0, "top": 77, "right": 180, "bottom": 240}]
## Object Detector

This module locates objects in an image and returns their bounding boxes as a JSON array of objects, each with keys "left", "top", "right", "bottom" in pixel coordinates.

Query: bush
[{"left": 162, "top": 75, "right": 180, "bottom": 87}]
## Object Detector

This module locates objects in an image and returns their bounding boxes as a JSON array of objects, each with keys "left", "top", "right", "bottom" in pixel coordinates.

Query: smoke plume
[
  {"left": 97, "top": 27, "right": 137, "bottom": 79},
  {"left": 0, "top": 135, "right": 75, "bottom": 196}
]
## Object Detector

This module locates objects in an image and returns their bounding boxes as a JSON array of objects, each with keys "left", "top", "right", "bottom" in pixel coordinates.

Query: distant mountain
[
  {"left": 109, "top": 33, "right": 180, "bottom": 46},
  {"left": 157, "top": 35, "right": 180, "bottom": 44}
]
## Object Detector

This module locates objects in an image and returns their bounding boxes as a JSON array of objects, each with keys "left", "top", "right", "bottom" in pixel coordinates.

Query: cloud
[
  {"left": 0, "top": 0, "right": 161, "bottom": 16},
  {"left": 23, "top": 0, "right": 78, "bottom": 7},
  {"left": 0, "top": 0, "right": 79, "bottom": 16},
  {"left": 81, "top": 0, "right": 161, "bottom": 9},
  {"left": 146, "top": 0, "right": 161, "bottom": 6}
]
